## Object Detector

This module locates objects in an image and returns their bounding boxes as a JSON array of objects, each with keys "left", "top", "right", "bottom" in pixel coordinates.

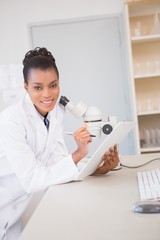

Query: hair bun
[{"left": 23, "top": 47, "right": 55, "bottom": 66}]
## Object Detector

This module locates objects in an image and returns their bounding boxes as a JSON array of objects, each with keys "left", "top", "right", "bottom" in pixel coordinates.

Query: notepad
[{"left": 76, "top": 121, "right": 135, "bottom": 180}]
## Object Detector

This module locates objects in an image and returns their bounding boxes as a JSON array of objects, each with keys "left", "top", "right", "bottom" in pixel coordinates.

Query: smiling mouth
[{"left": 41, "top": 99, "right": 54, "bottom": 105}]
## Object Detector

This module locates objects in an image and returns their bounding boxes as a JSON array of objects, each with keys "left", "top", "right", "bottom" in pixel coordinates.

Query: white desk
[{"left": 20, "top": 153, "right": 160, "bottom": 240}]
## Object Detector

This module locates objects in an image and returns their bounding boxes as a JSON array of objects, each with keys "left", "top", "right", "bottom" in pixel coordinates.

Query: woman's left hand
[{"left": 93, "top": 144, "right": 120, "bottom": 175}]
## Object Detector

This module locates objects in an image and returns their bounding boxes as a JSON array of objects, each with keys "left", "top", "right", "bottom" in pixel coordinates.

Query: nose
[{"left": 42, "top": 87, "right": 52, "bottom": 98}]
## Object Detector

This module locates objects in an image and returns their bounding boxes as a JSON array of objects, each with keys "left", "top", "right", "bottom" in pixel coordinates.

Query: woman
[{"left": 0, "top": 47, "right": 119, "bottom": 239}]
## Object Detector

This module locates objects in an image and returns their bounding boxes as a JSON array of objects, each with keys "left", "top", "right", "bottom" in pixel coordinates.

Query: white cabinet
[
  {"left": 124, "top": 0, "right": 160, "bottom": 153},
  {"left": 0, "top": 64, "right": 25, "bottom": 111}
]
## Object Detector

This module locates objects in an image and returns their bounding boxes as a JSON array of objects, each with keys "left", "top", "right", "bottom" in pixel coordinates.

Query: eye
[
  {"left": 34, "top": 86, "right": 42, "bottom": 90},
  {"left": 50, "top": 83, "right": 57, "bottom": 88}
]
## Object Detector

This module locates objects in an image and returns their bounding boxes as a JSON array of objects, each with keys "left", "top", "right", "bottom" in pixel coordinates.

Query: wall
[
  {"left": 0, "top": 0, "right": 123, "bottom": 64},
  {"left": 0, "top": 0, "right": 136, "bottom": 155},
  {"left": 0, "top": 0, "right": 133, "bottom": 225},
  {"left": 30, "top": 16, "right": 135, "bottom": 155}
]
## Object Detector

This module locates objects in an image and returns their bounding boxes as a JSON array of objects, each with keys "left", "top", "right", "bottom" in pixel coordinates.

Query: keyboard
[{"left": 137, "top": 168, "right": 160, "bottom": 201}]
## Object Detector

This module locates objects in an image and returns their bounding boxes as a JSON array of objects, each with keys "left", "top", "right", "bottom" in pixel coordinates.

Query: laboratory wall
[
  {"left": 0, "top": 0, "right": 133, "bottom": 225},
  {"left": 0, "top": 0, "right": 123, "bottom": 64},
  {"left": 0, "top": 0, "right": 136, "bottom": 155}
]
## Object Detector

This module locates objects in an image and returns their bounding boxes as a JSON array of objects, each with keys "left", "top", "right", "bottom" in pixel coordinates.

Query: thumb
[{"left": 82, "top": 121, "right": 87, "bottom": 128}]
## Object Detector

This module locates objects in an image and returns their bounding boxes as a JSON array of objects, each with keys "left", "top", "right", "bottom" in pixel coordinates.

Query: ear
[{"left": 24, "top": 83, "right": 28, "bottom": 92}]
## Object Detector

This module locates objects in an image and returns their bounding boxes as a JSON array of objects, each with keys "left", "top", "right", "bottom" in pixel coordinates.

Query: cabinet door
[{"left": 30, "top": 16, "right": 135, "bottom": 154}]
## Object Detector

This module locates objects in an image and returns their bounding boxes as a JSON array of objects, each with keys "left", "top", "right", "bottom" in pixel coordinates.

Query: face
[{"left": 24, "top": 68, "right": 60, "bottom": 116}]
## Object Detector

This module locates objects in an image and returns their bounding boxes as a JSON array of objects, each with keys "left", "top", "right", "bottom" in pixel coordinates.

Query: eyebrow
[{"left": 33, "top": 80, "right": 58, "bottom": 85}]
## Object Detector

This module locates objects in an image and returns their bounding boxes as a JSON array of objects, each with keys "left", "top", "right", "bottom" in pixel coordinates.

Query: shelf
[
  {"left": 134, "top": 72, "right": 160, "bottom": 79},
  {"left": 138, "top": 110, "right": 160, "bottom": 116},
  {"left": 128, "top": 1, "right": 160, "bottom": 17},
  {"left": 125, "top": 0, "right": 160, "bottom": 154},
  {"left": 131, "top": 34, "right": 160, "bottom": 43},
  {"left": 125, "top": 0, "right": 159, "bottom": 6},
  {"left": 126, "top": 0, "right": 160, "bottom": 6},
  {"left": 141, "top": 147, "right": 160, "bottom": 153}
]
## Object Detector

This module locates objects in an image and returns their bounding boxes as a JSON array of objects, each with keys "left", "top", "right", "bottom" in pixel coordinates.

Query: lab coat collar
[{"left": 23, "top": 93, "right": 58, "bottom": 136}]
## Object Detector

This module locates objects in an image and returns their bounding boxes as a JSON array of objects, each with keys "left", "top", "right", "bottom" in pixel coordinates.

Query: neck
[{"left": 44, "top": 113, "right": 48, "bottom": 119}]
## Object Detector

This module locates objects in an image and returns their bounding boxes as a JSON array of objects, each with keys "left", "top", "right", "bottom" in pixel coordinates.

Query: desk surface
[{"left": 20, "top": 153, "right": 160, "bottom": 240}]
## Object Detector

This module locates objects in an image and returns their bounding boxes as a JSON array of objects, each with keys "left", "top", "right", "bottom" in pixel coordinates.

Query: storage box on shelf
[{"left": 124, "top": 0, "right": 160, "bottom": 153}]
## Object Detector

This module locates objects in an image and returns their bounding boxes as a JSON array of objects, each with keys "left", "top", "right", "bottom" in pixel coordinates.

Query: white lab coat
[{"left": 0, "top": 94, "right": 80, "bottom": 239}]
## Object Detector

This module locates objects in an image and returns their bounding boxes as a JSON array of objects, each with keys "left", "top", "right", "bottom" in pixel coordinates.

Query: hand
[
  {"left": 72, "top": 126, "right": 92, "bottom": 164},
  {"left": 93, "top": 144, "right": 119, "bottom": 175}
]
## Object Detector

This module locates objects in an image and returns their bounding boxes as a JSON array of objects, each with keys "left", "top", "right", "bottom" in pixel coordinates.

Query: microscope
[{"left": 59, "top": 96, "right": 117, "bottom": 138}]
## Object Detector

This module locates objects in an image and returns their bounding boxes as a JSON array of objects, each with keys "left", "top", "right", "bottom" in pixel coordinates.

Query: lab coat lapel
[
  {"left": 47, "top": 107, "right": 58, "bottom": 137},
  {"left": 23, "top": 94, "right": 47, "bottom": 136},
  {"left": 35, "top": 116, "right": 47, "bottom": 137}
]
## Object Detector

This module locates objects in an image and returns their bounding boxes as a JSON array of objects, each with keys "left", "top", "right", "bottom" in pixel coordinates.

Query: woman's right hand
[{"left": 72, "top": 126, "right": 92, "bottom": 164}]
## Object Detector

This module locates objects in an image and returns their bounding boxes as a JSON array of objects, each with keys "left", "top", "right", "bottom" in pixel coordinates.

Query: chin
[{"left": 44, "top": 104, "right": 56, "bottom": 112}]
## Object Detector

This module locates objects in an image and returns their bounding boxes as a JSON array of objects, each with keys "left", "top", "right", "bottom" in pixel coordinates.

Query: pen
[{"left": 66, "top": 131, "right": 96, "bottom": 137}]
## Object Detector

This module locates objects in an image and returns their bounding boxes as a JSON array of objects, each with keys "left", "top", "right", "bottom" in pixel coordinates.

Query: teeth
[{"left": 42, "top": 100, "right": 53, "bottom": 104}]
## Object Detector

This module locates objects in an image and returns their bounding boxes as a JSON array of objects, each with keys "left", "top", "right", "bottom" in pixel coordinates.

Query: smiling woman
[
  {"left": 23, "top": 48, "right": 60, "bottom": 116},
  {"left": 24, "top": 69, "right": 59, "bottom": 116},
  {"left": 0, "top": 47, "right": 119, "bottom": 240}
]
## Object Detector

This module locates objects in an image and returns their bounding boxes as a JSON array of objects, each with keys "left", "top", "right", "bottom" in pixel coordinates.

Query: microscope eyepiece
[{"left": 59, "top": 96, "right": 69, "bottom": 107}]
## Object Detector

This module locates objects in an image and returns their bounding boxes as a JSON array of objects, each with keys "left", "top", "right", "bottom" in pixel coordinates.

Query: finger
[
  {"left": 88, "top": 139, "right": 92, "bottom": 144},
  {"left": 106, "top": 160, "right": 111, "bottom": 166},
  {"left": 109, "top": 146, "right": 114, "bottom": 152},
  {"left": 73, "top": 127, "right": 87, "bottom": 135},
  {"left": 74, "top": 131, "right": 90, "bottom": 141},
  {"left": 114, "top": 145, "right": 118, "bottom": 154},
  {"left": 75, "top": 134, "right": 92, "bottom": 144},
  {"left": 102, "top": 152, "right": 110, "bottom": 161},
  {"left": 103, "top": 157, "right": 113, "bottom": 168},
  {"left": 113, "top": 144, "right": 117, "bottom": 149},
  {"left": 74, "top": 131, "right": 92, "bottom": 145},
  {"left": 79, "top": 132, "right": 92, "bottom": 141},
  {"left": 107, "top": 152, "right": 118, "bottom": 164},
  {"left": 102, "top": 155, "right": 110, "bottom": 162},
  {"left": 82, "top": 122, "right": 87, "bottom": 128},
  {"left": 109, "top": 147, "right": 115, "bottom": 157},
  {"left": 103, "top": 150, "right": 109, "bottom": 158},
  {"left": 108, "top": 149, "right": 114, "bottom": 159},
  {"left": 112, "top": 154, "right": 119, "bottom": 165},
  {"left": 103, "top": 159, "right": 112, "bottom": 170},
  {"left": 110, "top": 145, "right": 119, "bottom": 157}
]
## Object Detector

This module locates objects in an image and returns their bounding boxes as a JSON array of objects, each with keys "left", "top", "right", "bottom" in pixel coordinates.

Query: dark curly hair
[{"left": 23, "top": 47, "right": 59, "bottom": 83}]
